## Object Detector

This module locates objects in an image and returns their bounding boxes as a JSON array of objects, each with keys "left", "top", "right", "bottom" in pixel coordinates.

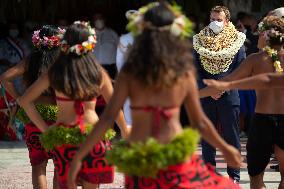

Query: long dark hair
[
  {"left": 23, "top": 25, "right": 61, "bottom": 88},
  {"left": 122, "top": 2, "right": 194, "bottom": 88},
  {"left": 48, "top": 23, "right": 102, "bottom": 101}
]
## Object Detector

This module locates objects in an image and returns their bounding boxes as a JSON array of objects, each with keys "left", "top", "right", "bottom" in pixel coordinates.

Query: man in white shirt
[
  {"left": 93, "top": 13, "right": 119, "bottom": 79},
  {"left": 116, "top": 10, "right": 137, "bottom": 126}
]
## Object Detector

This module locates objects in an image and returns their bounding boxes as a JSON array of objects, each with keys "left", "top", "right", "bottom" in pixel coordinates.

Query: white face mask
[
  {"left": 9, "top": 29, "right": 19, "bottom": 38},
  {"left": 209, "top": 21, "right": 224, "bottom": 34},
  {"left": 94, "top": 19, "right": 105, "bottom": 30}
]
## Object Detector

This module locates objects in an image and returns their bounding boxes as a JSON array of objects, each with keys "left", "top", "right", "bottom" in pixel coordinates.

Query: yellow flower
[
  {"left": 82, "top": 42, "right": 93, "bottom": 50},
  {"left": 274, "top": 61, "right": 283, "bottom": 73},
  {"left": 263, "top": 46, "right": 283, "bottom": 73}
]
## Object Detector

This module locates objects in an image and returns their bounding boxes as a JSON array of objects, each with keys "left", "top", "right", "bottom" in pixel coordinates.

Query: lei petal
[{"left": 193, "top": 23, "right": 246, "bottom": 75}]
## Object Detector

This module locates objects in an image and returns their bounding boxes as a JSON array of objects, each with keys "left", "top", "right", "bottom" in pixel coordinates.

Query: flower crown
[
  {"left": 258, "top": 21, "right": 284, "bottom": 42},
  {"left": 32, "top": 27, "right": 65, "bottom": 49},
  {"left": 61, "top": 21, "right": 97, "bottom": 56},
  {"left": 127, "top": 2, "right": 193, "bottom": 38}
]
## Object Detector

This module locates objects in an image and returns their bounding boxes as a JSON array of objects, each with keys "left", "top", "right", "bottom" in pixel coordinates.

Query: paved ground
[{"left": 0, "top": 138, "right": 280, "bottom": 189}]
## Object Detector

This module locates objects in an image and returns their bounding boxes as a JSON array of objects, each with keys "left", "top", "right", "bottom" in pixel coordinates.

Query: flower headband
[
  {"left": 127, "top": 2, "right": 193, "bottom": 38},
  {"left": 61, "top": 21, "right": 97, "bottom": 56},
  {"left": 258, "top": 21, "right": 284, "bottom": 42},
  {"left": 32, "top": 27, "right": 65, "bottom": 49}
]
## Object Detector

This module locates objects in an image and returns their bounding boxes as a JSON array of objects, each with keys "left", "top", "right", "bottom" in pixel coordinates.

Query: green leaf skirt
[
  {"left": 16, "top": 104, "right": 58, "bottom": 124},
  {"left": 40, "top": 124, "right": 116, "bottom": 150},
  {"left": 106, "top": 128, "right": 200, "bottom": 178}
]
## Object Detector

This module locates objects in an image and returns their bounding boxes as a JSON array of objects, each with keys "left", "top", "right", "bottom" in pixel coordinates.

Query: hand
[
  {"left": 210, "top": 93, "right": 223, "bottom": 100},
  {"left": 221, "top": 145, "right": 244, "bottom": 168},
  {"left": 67, "top": 157, "right": 82, "bottom": 189},
  {"left": 203, "top": 79, "right": 230, "bottom": 91}
]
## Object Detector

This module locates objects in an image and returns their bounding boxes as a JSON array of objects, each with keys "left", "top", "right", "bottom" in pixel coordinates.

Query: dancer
[
  {"left": 0, "top": 25, "right": 64, "bottom": 189},
  {"left": 18, "top": 21, "right": 128, "bottom": 189},
  {"left": 68, "top": 2, "right": 242, "bottom": 189},
  {"left": 201, "top": 15, "right": 284, "bottom": 189}
]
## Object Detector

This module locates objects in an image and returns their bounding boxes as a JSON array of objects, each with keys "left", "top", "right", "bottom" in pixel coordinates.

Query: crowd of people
[{"left": 0, "top": 1, "right": 284, "bottom": 189}]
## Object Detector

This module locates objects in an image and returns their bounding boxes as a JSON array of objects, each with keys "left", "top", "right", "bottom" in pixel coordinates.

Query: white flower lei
[
  {"left": 61, "top": 21, "right": 97, "bottom": 56},
  {"left": 193, "top": 30, "right": 246, "bottom": 75}
]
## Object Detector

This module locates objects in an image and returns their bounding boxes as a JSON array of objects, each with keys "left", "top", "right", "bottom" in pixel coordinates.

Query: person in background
[
  {"left": 195, "top": 6, "right": 246, "bottom": 183},
  {"left": 93, "top": 13, "right": 119, "bottom": 79},
  {"left": 116, "top": 10, "right": 137, "bottom": 127},
  {"left": 236, "top": 12, "right": 258, "bottom": 137}
]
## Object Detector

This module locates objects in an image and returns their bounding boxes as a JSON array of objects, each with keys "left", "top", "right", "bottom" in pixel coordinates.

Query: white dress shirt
[
  {"left": 116, "top": 33, "right": 134, "bottom": 125},
  {"left": 93, "top": 28, "right": 119, "bottom": 65}
]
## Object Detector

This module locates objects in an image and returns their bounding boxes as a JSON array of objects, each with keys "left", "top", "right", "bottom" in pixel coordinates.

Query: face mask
[
  {"left": 9, "top": 29, "right": 19, "bottom": 38},
  {"left": 209, "top": 21, "right": 224, "bottom": 34},
  {"left": 94, "top": 19, "right": 105, "bottom": 30}
]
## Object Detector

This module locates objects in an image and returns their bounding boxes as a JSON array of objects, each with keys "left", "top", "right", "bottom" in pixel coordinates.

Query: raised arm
[
  {"left": 184, "top": 70, "right": 243, "bottom": 168},
  {"left": 68, "top": 72, "right": 129, "bottom": 189},
  {"left": 204, "top": 73, "right": 284, "bottom": 90},
  {"left": 0, "top": 60, "right": 26, "bottom": 99},
  {"left": 18, "top": 73, "right": 50, "bottom": 132},
  {"left": 199, "top": 52, "right": 255, "bottom": 98},
  {"left": 100, "top": 70, "right": 129, "bottom": 138}
]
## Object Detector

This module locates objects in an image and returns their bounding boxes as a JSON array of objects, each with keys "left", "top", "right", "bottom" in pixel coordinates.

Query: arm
[
  {"left": 204, "top": 73, "right": 284, "bottom": 90},
  {"left": 68, "top": 72, "right": 129, "bottom": 188},
  {"left": 184, "top": 70, "right": 242, "bottom": 168},
  {"left": 0, "top": 60, "right": 25, "bottom": 99},
  {"left": 100, "top": 70, "right": 129, "bottom": 138},
  {"left": 18, "top": 74, "right": 50, "bottom": 132},
  {"left": 199, "top": 52, "right": 255, "bottom": 98}
]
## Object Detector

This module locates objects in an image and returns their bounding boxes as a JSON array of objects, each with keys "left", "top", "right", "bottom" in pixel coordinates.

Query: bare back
[
  {"left": 251, "top": 50, "right": 284, "bottom": 114},
  {"left": 126, "top": 74, "right": 191, "bottom": 144},
  {"left": 55, "top": 92, "right": 99, "bottom": 126}
]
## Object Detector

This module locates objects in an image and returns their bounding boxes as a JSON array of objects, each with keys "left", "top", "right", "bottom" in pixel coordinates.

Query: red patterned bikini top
[
  {"left": 130, "top": 105, "right": 179, "bottom": 137},
  {"left": 55, "top": 96, "right": 97, "bottom": 133}
]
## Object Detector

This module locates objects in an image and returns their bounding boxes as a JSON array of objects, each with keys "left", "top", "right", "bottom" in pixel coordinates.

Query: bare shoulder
[
  {"left": 183, "top": 69, "right": 196, "bottom": 82},
  {"left": 244, "top": 51, "right": 268, "bottom": 64},
  {"left": 181, "top": 69, "right": 197, "bottom": 93}
]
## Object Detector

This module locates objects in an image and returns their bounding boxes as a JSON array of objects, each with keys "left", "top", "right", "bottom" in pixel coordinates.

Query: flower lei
[
  {"left": 61, "top": 21, "right": 97, "bottom": 55},
  {"left": 193, "top": 22, "right": 246, "bottom": 75},
  {"left": 127, "top": 2, "right": 193, "bottom": 39},
  {"left": 263, "top": 46, "right": 283, "bottom": 73},
  {"left": 40, "top": 125, "right": 116, "bottom": 150},
  {"left": 32, "top": 28, "right": 65, "bottom": 49},
  {"left": 106, "top": 128, "right": 200, "bottom": 178}
]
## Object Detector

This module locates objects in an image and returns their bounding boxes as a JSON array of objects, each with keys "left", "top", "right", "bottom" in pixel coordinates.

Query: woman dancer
[
  {"left": 68, "top": 2, "right": 242, "bottom": 189},
  {"left": 18, "top": 21, "right": 128, "bottom": 189},
  {"left": 0, "top": 25, "right": 64, "bottom": 189},
  {"left": 201, "top": 15, "right": 284, "bottom": 189}
]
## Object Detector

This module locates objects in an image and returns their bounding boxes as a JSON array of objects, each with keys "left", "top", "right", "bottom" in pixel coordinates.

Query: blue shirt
[{"left": 194, "top": 46, "right": 246, "bottom": 106}]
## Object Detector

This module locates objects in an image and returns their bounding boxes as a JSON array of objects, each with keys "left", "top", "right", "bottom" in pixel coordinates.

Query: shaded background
[{"left": 0, "top": 0, "right": 283, "bottom": 34}]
